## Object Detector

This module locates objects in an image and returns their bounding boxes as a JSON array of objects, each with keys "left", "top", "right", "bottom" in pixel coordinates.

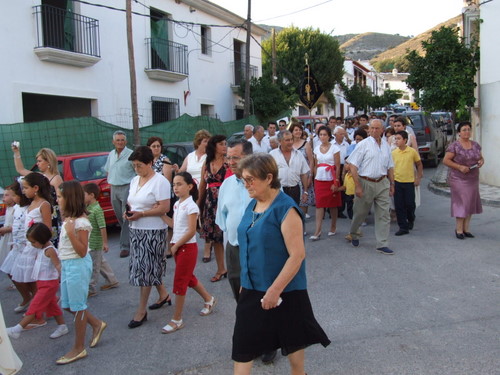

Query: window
[
  {"left": 201, "top": 104, "right": 215, "bottom": 118},
  {"left": 298, "top": 106, "right": 308, "bottom": 116},
  {"left": 201, "top": 26, "right": 211, "bottom": 55},
  {"left": 151, "top": 96, "right": 179, "bottom": 124},
  {"left": 316, "top": 104, "right": 323, "bottom": 115}
]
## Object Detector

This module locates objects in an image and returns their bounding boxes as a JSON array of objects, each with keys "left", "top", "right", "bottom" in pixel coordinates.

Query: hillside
[
  {"left": 371, "top": 15, "right": 461, "bottom": 64},
  {"left": 337, "top": 32, "right": 411, "bottom": 60}
]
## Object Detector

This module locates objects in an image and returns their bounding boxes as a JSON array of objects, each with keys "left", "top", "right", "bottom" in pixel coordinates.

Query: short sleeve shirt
[
  {"left": 171, "top": 196, "right": 199, "bottom": 244},
  {"left": 128, "top": 173, "right": 170, "bottom": 230},
  {"left": 87, "top": 202, "right": 106, "bottom": 251},
  {"left": 59, "top": 217, "right": 92, "bottom": 260},
  {"left": 392, "top": 147, "right": 421, "bottom": 183}
]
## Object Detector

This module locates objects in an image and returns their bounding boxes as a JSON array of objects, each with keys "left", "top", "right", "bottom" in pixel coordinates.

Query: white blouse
[
  {"left": 186, "top": 151, "right": 207, "bottom": 185},
  {"left": 59, "top": 217, "right": 92, "bottom": 260},
  {"left": 314, "top": 143, "right": 340, "bottom": 181},
  {"left": 171, "top": 196, "right": 199, "bottom": 244},
  {"left": 32, "top": 244, "right": 59, "bottom": 281},
  {"left": 128, "top": 173, "right": 170, "bottom": 230}
]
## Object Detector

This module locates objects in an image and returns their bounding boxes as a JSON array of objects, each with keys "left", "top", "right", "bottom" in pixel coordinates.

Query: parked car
[
  {"left": 431, "top": 112, "right": 455, "bottom": 137},
  {"left": 31, "top": 152, "right": 117, "bottom": 225},
  {"left": 401, "top": 111, "right": 448, "bottom": 167},
  {"left": 227, "top": 131, "right": 245, "bottom": 144},
  {"left": 162, "top": 142, "right": 195, "bottom": 167}
]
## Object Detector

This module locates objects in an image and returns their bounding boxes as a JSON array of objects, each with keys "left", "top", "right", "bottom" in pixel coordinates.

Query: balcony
[
  {"left": 33, "top": 5, "right": 100, "bottom": 67},
  {"left": 230, "top": 62, "right": 258, "bottom": 93},
  {"left": 145, "top": 38, "right": 188, "bottom": 82}
]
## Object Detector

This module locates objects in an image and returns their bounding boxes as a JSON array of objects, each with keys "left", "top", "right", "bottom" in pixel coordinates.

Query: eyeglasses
[
  {"left": 241, "top": 176, "right": 255, "bottom": 186},
  {"left": 226, "top": 156, "right": 241, "bottom": 161}
]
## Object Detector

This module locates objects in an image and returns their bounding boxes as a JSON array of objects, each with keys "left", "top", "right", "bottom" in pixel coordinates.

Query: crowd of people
[{"left": 0, "top": 113, "right": 484, "bottom": 374}]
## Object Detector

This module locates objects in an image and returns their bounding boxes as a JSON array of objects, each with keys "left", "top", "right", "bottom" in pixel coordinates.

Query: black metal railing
[
  {"left": 231, "top": 62, "right": 258, "bottom": 86},
  {"left": 33, "top": 4, "right": 100, "bottom": 57},
  {"left": 146, "top": 38, "right": 188, "bottom": 76}
]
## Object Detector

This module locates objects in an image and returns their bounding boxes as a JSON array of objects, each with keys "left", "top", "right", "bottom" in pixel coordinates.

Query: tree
[
  {"left": 342, "top": 83, "right": 373, "bottom": 113},
  {"left": 261, "top": 27, "right": 344, "bottom": 107},
  {"left": 405, "top": 26, "right": 479, "bottom": 117},
  {"left": 239, "top": 77, "right": 296, "bottom": 122}
]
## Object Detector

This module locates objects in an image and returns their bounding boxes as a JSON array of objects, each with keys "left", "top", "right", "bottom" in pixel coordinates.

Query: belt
[
  {"left": 283, "top": 185, "right": 299, "bottom": 189},
  {"left": 207, "top": 182, "right": 222, "bottom": 188},
  {"left": 360, "top": 175, "right": 386, "bottom": 183}
]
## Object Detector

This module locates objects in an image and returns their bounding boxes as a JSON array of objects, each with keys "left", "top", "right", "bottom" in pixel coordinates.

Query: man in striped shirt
[{"left": 346, "top": 119, "right": 396, "bottom": 255}]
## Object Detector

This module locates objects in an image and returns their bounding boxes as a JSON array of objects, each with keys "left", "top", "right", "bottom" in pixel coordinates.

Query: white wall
[
  {"left": 478, "top": 0, "right": 500, "bottom": 186},
  {"left": 0, "top": 0, "right": 263, "bottom": 125}
]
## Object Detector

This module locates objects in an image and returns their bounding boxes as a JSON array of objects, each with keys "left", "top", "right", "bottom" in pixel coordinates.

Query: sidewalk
[{"left": 428, "top": 163, "right": 500, "bottom": 207}]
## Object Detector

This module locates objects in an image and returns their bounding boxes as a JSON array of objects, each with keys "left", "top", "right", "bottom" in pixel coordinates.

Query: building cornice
[{"left": 175, "top": 0, "right": 269, "bottom": 37}]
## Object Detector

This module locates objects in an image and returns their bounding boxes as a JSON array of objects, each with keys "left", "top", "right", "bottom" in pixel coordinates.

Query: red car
[{"left": 32, "top": 152, "right": 117, "bottom": 225}]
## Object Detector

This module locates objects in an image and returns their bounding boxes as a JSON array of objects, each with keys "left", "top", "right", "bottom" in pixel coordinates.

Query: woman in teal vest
[{"left": 232, "top": 153, "right": 330, "bottom": 375}]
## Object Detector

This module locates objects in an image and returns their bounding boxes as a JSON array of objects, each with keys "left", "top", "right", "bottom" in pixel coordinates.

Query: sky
[{"left": 210, "top": 0, "right": 463, "bottom": 37}]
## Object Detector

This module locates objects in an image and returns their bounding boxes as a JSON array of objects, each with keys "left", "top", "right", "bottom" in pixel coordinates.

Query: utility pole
[
  {"left": 126, "top": 0, "right": 140, "bottom": 146},
  {"left": 272, "top": 28, "right": 276, "bottom": 84},
  {"left": 243, "top": 0, "right": 251, "bottom": 118}
]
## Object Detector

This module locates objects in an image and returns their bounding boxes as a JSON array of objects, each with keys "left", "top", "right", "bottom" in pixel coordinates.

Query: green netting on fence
[{"left": 0, "top": 114, "right": 263, "bottom": 187}]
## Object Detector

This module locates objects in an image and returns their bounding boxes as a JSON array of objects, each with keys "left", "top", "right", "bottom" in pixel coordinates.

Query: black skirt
[{"left": 232, "top": 288, "right": 331, "bottom": 363}]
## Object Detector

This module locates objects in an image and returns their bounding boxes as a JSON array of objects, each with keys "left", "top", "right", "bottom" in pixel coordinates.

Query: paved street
[{"left": 1, "top": 167, "right": 499, "bottom": 375}]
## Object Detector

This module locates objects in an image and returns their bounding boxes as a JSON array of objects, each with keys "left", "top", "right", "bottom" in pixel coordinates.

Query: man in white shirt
[
  {"left": 249, "top": 125, "right": 270, "bottom": 153},
  {"left": 270, "top": 131, "right": 310, "bottom": 205},
  {"left": 243, "top": 124, "right": 254, "bottom": 140},
  {"left": 265, "top": 122, "right": 277, "bottom": 139},
  {"left": 347, "top": 119, "right": 395, "bottom": 255}
]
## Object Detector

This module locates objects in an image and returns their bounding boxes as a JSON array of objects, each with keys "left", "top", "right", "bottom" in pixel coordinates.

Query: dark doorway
[{"left": 22, "top": 93, "right": 92, "bottom": 122}]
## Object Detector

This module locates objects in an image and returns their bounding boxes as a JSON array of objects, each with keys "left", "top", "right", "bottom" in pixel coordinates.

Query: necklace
[
  {"left": 250, "top": 211, "right": 264, "bottom": 228},
  {"left": 136, "top": 174, "right": 153, "bottom": 193}
]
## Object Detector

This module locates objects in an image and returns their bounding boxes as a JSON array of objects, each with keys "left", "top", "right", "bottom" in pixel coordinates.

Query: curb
[{"left": 428, "top": 182, "right": 500, "bottom": 208}]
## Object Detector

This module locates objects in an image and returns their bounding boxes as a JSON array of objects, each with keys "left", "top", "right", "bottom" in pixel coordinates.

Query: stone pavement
[{"left": 428, "top": 162, "right": 500, "bottom": 207}]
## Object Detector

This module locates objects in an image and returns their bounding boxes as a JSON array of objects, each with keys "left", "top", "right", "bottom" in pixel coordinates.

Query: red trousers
[
  {"left": 26, "top": 279, "right": 62, "bottom": 320},
  {"left": 172, "top": 243, "right": 199, "bottom": 296}
]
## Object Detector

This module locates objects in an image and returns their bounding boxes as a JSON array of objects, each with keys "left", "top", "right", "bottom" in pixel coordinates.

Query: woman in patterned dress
[{"left": 197, "top": 135, "right": 228, "bottom": 282}]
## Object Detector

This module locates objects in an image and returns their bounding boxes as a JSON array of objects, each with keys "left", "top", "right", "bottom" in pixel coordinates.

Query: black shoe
[
  {"left": 119, "top": 250, "right": 130, "bottom": 258},
  {"left": 376, "top": 247, "right": 394, "bottom": 255},
  {"left": 338, "top": 212, "right": 347, "bottom": 219},
  {"left": 395, "top": 230, "right": 409, "bottom": 236},
  {"left": 261, "top": 350, "right": 277, "bottom": 364},
  {"left": 351, "top": 239, "right": 360, "bottom": 247},
  {"left": 455, "top": 231, "right": 465, "bottom": 240},
  {"left": 464, "top": 232, "right": 475, "bottom": 238},
  {"left": 148, "top": 295, "right": 172, "bottom": 310},
  {"left": 128, "top": 312, "right": 147, "bottom": 328},
  {"left": 408, "top": 221, "right": 414, "bottom": 230}
]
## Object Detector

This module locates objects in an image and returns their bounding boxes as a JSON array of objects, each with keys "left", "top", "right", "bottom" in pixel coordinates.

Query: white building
[
  {"left": 0, "top": 0, "right": 266, "bottom": 126},
  {"left": 466, "top": 0, "right": 500, "bottom": 187},
  {"left": 379, "top": 70, "right": 415, "bottom": 106}
]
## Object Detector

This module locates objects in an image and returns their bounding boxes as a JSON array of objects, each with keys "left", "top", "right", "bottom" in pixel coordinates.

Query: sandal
[
  {"left": 202, "top": 255, "right": 211, "bottom": 263},
  {"left": 210, "top": 272, "right": 227, "bottom": 282},
  {"left": 200, "top": 296, "right": 217, "bottom": 316},
  {"left": 161, "top": 319, "right": 184, "bottom": 334}
]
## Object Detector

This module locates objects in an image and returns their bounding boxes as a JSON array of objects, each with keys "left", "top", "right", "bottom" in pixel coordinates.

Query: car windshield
[
  {"left": 406, "top": 115, "right": 424, "bottom": 130},
  {"left": 70, "top": 155, "right": 108, "bottom": 181}
]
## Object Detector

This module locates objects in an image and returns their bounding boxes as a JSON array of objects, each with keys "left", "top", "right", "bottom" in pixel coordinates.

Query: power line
[
  {"left": 71, "top": 0, "right": 245, "bottom": 28},
  {"left": 254, "top": 0, "right": 333, "bottom": 23}
]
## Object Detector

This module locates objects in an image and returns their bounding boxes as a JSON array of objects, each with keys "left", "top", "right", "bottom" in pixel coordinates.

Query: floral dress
[{"left": 200, "top": 162, "right": 228, "bottom": 243}]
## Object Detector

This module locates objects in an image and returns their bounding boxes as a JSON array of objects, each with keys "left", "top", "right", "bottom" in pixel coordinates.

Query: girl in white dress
[
  {"left": 0, "top": 182, "right": 30, "bottom": 308},
  {"left": 11, "top": 174, "right": 53, "bottom": 314},
  {"left": 6, "top": 223, "right": 68, "bottom": 340},
  {"left": 0, "top": 187, "right": 15, "bottom": 267}
]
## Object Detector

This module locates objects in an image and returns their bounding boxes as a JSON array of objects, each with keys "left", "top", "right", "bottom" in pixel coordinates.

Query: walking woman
[
  {"left": 197, "top": 135, "right": 228, "bottom": 281},
  {"left": 443, "top": 122, "right": 484, "bottom": 239},
  {"left": 310, "top": 126, "right": 341, "bottom": 240},
  {"left": 232, "top": 153, "right": 330, "bottom": 375},
  {"left": 125, "top": 146, "right": 171, "bottom": 328}
]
